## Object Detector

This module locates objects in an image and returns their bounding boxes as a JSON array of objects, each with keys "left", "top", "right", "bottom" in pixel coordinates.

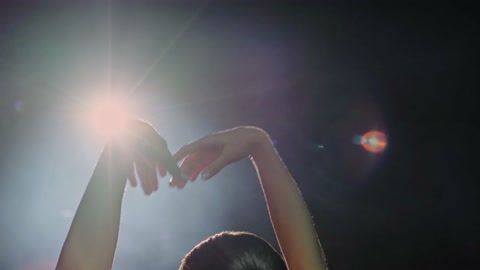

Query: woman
[{"left": 56, "top": 120, "right": 328, "bottom": 270}]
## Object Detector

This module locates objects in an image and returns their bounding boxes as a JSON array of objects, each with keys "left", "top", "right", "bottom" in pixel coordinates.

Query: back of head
[{"left": 179, "top": 231, "right": 287, "bottom": 270}]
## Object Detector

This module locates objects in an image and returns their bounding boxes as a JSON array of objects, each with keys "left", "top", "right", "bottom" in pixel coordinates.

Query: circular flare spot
[{"left": 361, "top": 131, "right": 387, "bottom": 153}]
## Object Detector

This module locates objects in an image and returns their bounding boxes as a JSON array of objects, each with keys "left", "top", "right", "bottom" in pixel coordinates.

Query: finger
[
  {"left": 169, "top": 177, "right": 188, "bottom": 188},
  {"left": 138, "top": 137, "right": 186, "bottom": 180},
  {"left": 136, "top": 159, "right": 153, "bottom": 195},
  {"left": 147, "top": 141, "right": 185, "bottom": 180},
  {"left": 169, "top": 171, "right": 189, "bottom": 188},
  {"left": 168, "top": 151, "right": 189, "bottom": 187},
  {"left": 148, "top": 162, "right": 158, "bottom": 192},
  {"left": 173, "top": 135, "right": 218, "bottom": 162},
  {"left": 157, "top": 164, "right": 167, "bottom": 177},
  {"left": 128, "top": 163, "right": 138, "bottom": 187},
  {"left": 181, "top": 153, "right": 201, "bottom": 180},
  {"left": 160, "top": 150, "right": 186, "bottom": 180},
  {"left": 168, "top": 180, "right": 186, "bottom": 189},
  {"left": 169, "top": 175, "right": 187, "bottom": 188},
  {"left": 171, "top": 153, "right": 203, "bottom": 186},
  {"left": 201, "top": 152, "right": 235, "bottom": 180},
  {"left": 132, "top": 134, "right": 180, "bottom": 174},
  {"left": 190, "top": 166, "right": 204, "bottom": 182},
  {"left": 168, "top": 177, "right": 188, "bottom": 187},
  {"left": 176, "top": 180, "right": 186, "bottom": 189},
  {"left": 187, "top": 151, "right": 218, "bottom": 181}
]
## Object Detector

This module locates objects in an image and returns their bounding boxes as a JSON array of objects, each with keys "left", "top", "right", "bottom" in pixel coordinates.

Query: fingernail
[
  {"left": 201, "top": 171, "right": 210, "bottom": 180},
  {"left": 177, "top": 182, "right": 186, "bottom": 189}
]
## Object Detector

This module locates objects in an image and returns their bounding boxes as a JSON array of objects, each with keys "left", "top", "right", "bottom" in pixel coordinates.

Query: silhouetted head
[{"left": 179, "top": 231, "right": 287, "bottom": 270}]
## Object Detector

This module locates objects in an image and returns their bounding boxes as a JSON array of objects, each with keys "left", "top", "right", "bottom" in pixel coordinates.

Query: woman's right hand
[
  {"left": 170, "top": 126, "right": 272, "bottom": 188},
  {"left": 173, "top": 126, "right": 328, "bottom": 270}
]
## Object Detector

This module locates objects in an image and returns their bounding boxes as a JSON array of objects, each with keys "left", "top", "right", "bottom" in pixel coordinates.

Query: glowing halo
[
  {"left": 360, "top": 131, "right": 387, "bottom": 153},
  {"left": 86, "top": 98, "right": 131, "bottom": 139}
]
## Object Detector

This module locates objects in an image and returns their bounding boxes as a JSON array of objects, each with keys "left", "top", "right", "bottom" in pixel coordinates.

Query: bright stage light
[
  {"left": 360, "top": 131, "right": 387, "bottom": 153},
  {"left": 87, "top": 98, "right": 132, "bottom": 139}
]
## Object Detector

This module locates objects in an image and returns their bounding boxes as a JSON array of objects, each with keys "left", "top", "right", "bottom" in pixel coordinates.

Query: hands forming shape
[{"left": 122, "top": 120, "right": 269, "bottom": 194}]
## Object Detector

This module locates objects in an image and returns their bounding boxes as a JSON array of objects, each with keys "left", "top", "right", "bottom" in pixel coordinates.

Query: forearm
[
  {"left": 251, "top": 137, "right": 327, "bottom": 270},
  {"left": 57, "top": 144, "right": 129, "bottom": 270}
]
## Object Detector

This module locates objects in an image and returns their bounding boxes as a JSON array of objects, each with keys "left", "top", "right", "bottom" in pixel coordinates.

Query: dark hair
[{"left": 179, "top": 231, "right": 287, "bottom": 270}]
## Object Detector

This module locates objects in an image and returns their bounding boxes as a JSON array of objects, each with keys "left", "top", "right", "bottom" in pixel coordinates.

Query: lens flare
[
  {"left": 88, "top": 99, "right": 130, "bottom": 138},
  {"left": 360, "top": 131, "right": 387, "bottom": 153}
]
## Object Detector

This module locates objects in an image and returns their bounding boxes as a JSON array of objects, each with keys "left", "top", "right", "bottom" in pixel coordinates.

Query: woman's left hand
[{"left": 118, "top": 120, "right": 186, "bottom": 195}]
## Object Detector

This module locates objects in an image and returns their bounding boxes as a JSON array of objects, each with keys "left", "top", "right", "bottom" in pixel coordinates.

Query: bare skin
[
  {"left": 56, "top": 120, "right": 184, "bottom": 270},
  {"left": 57, "top": 124, "right": 327, "bottom": 270},
  {"left": 171, "top": 127, "right": 328, "bottom": 270}
]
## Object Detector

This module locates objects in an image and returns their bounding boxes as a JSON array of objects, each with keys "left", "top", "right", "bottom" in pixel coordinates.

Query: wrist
[
  {"left": 250, "top": 130, "right": 276, "bottom": 161},
  {"left": 98, "top": 142, "right": 132, "bottom": 174},
  {"left": 88, "top": 144, "right": 130, "bottom": 200}
]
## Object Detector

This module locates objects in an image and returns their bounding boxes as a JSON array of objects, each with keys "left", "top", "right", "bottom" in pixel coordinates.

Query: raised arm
[
  {"left": 171, "top": 127, "right": 328, "bottom": 270},
  {"left": 56, "top": 120, "right": 184, "bottom": 270},
  {"left": 56, "top": 143, "right": 130, "bottom": 270},
  {"left": 250, "top": 132, "right": 328, "bottom": 270}
]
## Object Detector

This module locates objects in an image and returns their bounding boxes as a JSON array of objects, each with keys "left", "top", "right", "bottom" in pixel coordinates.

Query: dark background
[{"left": 0, "top": 1, "right": 478, "bottom": 269}]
